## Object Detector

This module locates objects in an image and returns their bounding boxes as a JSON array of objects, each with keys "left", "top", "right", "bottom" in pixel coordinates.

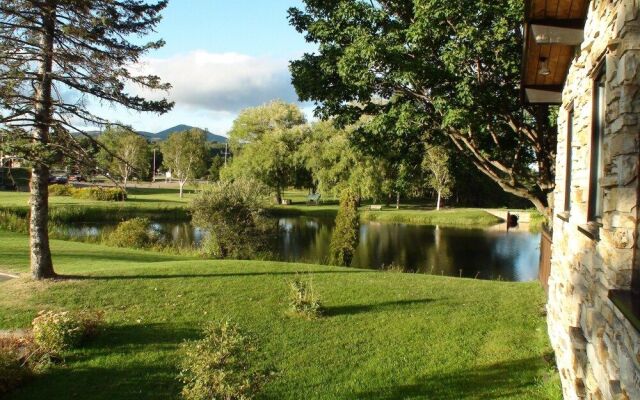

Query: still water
[{"left": 57, "top": 217, "right": 540, "bottom": 282}]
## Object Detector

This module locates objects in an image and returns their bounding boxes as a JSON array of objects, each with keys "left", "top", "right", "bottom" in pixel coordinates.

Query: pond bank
[{"left": 48, "top": 216, "right": 541, "bottom": 281}]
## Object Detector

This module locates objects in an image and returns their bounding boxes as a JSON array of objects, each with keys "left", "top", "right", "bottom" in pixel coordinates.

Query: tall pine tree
[{"left": 0, "top": 0, "right": 173, "bottom": 279}]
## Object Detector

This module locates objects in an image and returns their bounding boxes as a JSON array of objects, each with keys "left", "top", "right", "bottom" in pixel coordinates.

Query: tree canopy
[
  {"left": 227, "top": 100, "right": 307, "bottom": 153},
  {"left": 288, "top": 0, "right": 556, "bottom": 214}
]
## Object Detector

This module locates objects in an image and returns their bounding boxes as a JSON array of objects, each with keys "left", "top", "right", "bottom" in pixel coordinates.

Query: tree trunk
[
  {"left": 385, "top": 193, "right": 391, "bottom": 207},
  {"left": 31, "top": 2, "right": 56, "bottom": 280},
  {"left": 179, "top": 180, "right": 185, "bottom": 198},
  {"left": 436, "top": 191, "right": 442, "bottom": 211},
  {"left": 30, "top": 164, "right": 54, "bottom": 279},
  {"left": 275, "top": 185, "right": 283, "bottom": 205},
  {"left": 396, "top": 192, "right": 400, "bottom": 210}
]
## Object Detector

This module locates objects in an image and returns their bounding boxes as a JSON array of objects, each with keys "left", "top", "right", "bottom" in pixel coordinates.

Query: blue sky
[{"left": 93, "top": 0, "right": 315, "bottom": 135}]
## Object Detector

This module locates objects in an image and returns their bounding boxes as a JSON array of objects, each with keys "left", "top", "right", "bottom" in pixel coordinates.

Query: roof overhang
[{"left": 521, "top": 0, "right": 590, "bottom": 105}]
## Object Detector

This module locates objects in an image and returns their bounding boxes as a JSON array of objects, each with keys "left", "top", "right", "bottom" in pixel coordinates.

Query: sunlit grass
[{"left": 0, "top": 230, "right": 560, "bottom": 400}]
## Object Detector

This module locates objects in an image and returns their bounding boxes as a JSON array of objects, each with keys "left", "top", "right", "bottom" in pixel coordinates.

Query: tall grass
[
  {"left": 0, "top": 205, "right": 189, "bottom": 224},
  {"left": 360, "top": 209, "right": 503, "bottom": 227}
]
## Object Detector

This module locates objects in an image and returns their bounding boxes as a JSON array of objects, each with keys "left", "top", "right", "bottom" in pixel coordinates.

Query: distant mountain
[
  {"left": 142, "top": 125, "right": 228, "bottom": 143},
  {"left": 79, "top": 125, "right": 228, "bottom": 143}
]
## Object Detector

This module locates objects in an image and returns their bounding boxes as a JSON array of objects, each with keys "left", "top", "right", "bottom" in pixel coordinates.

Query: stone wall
[{"left": 548, "top": 0, "right": 640, "bottom": 399}]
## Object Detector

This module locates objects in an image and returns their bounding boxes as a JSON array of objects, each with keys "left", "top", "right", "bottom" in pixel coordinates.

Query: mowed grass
[
  {"left": 0, "top": 230, "right": 560, "bottom": 399},
  {"left": 0, "top": 186, "right": 194, "bottom": 209}
]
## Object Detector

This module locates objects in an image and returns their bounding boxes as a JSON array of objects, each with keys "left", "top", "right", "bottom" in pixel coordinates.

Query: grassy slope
[{"left": 0, "top": 231, "right": 560, "bottom": 400}]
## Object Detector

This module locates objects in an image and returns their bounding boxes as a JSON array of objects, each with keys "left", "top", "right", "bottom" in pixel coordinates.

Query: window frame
[
  {"left": 564, "top": 106, "right": 574, "bottom": 213},
  {"left": 587, "top": 63, "right": 606, "bottom": 222}
]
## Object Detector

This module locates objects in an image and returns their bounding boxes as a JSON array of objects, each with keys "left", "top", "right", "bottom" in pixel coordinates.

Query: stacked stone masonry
[{"left": 549, "top": 0, "right": 640, "bottom": 399}]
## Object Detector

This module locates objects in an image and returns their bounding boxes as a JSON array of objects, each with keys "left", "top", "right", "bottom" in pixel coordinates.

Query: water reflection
[{"left": 55, "top": 216, "right": 540, "bottom": 282}]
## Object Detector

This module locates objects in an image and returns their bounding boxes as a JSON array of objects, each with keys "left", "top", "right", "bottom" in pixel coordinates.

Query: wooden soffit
[{"left": 522, "top": 0, "right": 590, "bottom": 104}]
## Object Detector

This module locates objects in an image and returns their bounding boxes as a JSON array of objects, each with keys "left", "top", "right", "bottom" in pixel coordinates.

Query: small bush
[
  {"left": 71, "top": 187, "right": 127, "bottom": 201},
  {"left": 106, "top": 218, "right": 154, "bottom": 248},
  {"left": 329, "top": 191, "right": 360, "bottom": 266},
  {"left": 178, "top": 320, "right": 267, "bottom": 400},
  {"left": 48, "top": 184, "right": 74, "bottom": 196},
  {"left": 288, "top": 275, "right": 322, "bottom": 319},
  {"left": 31, "top": 310, "right": 103, "bottom": 361},
  {"left": 0, "top": 336, "right": 32, "bottom": 395}
]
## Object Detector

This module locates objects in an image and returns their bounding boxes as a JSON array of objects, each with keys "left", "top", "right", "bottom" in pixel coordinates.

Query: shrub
[
  {"left": 31, "top": 310, "right": 103, "bottom": 361},
  {"left": 383, "top": 262, "right": 406, "bottom": 273},
  {"left": 329, "top": 191, "right": 360, "bottom": 266},
  {"left": 106, "top": 218, "right": 154, "bottom": 248},
  {"left": 0, "top": 209, "right": 28, "bottom": 233},
  {"left": 288, "top": 275, "right": 322, "bottom": 319},
  {"left": 48, "top": 184, "right": 74, "bottom": 196},
  {"left": 32, "top": 311, "right": 83, "bottom": 359},
  {"left": 71, "top": 187, "right": 127, "bottom": 201},
  {"left": 0, "top": 335, "right": 32, "bottom": 395},
  {"left": 190, "top": 179, "right": 274, "bottom": 259},
  {"left": 178, "top": 320, "right": 266, "bottom": 400}
]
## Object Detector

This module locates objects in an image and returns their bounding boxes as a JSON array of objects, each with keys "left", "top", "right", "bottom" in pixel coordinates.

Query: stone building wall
[{"left": 548, "top": 0, "right": 640, "bottom": 399}]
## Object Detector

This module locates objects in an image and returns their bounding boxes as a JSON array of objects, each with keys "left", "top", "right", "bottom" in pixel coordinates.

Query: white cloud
[{"left": 131, "top": 51, "right": 299, "bottom": 113}]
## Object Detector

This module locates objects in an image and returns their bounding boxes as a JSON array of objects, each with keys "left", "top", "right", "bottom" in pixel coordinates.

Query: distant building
[
  {"left": 522, "top": 0, "right": 640, "bottom": 398},
  {"left": 0, "top": 153, "right": 23, "bottom": 168}
]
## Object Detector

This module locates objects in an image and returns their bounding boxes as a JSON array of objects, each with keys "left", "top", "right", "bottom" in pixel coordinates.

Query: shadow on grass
[
  {"left": 57, "top": 269, "right": 369, "bottom": 281},
  {"left": 325, "top": 298, "right": 435, "bottom": 316},
  {"left": 81, "top": 323, "right": 198, "bottom": 354},
  {"left": 5, "top": 321, "right": 557, "bottom": 400},
  {"left": 353, "top": 357, "right": 556, "bottom": 400},
  {"left": 6, "top": 323, "right": 193, "bottom": 400}
]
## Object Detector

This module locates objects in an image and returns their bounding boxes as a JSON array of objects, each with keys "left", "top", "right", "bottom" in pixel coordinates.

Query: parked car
[{"left": 48, "top": 175, "right": 68, "bottom": 184}]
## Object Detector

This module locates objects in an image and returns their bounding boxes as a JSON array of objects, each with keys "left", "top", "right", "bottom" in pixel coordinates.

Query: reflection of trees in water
[
  {"left": 276, "top": 217, "right": 333, "bottom": 264},
  {"left": 60, "top": 218, "right": 540, "bottom": 281}
]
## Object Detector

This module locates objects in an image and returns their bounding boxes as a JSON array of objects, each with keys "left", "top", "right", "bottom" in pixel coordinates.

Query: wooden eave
[{"left": 521, "top": 0, "right": 590, "bottom": 104}]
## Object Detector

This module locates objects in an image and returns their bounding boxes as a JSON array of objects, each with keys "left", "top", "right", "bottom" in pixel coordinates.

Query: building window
[
  {"left": 564, "top": 108, "right": 573, "bottom": 213},
  {"left": 588, "top": 67, "right": 605, "bottom": 221}
]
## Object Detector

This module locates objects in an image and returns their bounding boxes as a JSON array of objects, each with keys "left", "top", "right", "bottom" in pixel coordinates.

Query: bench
[
  {"left": 307, "top": 193, "right": 321, "bottom": 205},
  {"left": 369, "top": 204, "right": 383, "bottom": 211}
]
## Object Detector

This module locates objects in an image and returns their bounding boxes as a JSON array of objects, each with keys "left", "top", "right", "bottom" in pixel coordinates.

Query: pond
[{"left": 55, "top": 216, "right": 540, "bottom": 282}]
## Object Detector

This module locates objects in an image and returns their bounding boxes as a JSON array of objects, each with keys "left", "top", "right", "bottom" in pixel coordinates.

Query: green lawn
[
  {"left": 0, "top": 186, "right": 193, "bottom": 209},
  {"left": 0, "top": 230, "right": 560, "bottom": 399}
]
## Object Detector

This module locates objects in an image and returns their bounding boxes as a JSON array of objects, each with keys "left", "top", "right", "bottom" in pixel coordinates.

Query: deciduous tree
[
  {"left": 225, "top": 102, "right": 308, "bottom": 204},
  {"left": 161, "top": 129, "right": 207, "bottom": 198},
  {"left": 288, "top": 0, "right": 556, "bottom": 215},
  {"left": 423, "top": 145, "right": 454, "bottom": 211},
  {"left": 0, "top": 0, "right": 172, "bottom": 279},
  {"left": 97, "top": 127, "right": 150, "bottom": 189}
]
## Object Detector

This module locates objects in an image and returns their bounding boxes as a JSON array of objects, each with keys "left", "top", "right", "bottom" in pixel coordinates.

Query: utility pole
[{"left": 152, "top": 148, "right": 156, "bottom": 182}]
